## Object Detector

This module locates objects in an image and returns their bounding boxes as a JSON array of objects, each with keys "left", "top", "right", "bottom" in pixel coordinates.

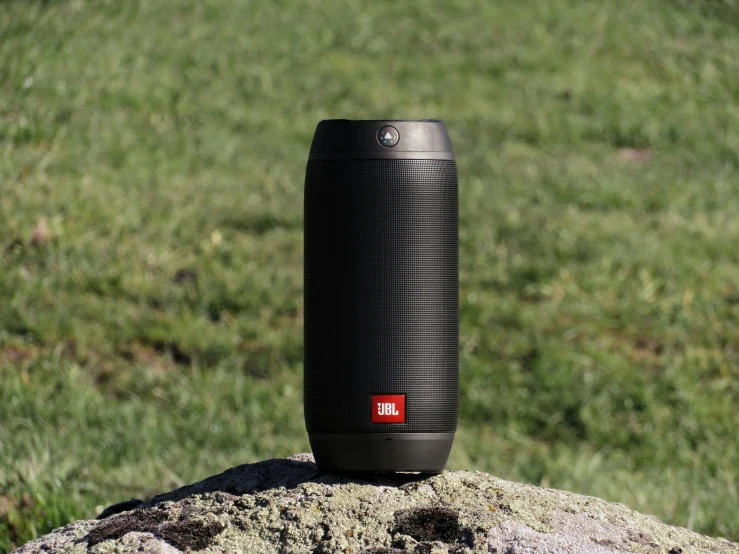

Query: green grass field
[{"left": 1, "top": 0, "right": 738, "bottom": 550}]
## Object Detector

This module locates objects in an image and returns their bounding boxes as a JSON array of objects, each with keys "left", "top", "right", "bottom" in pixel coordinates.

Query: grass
[{"left": 1, "top": 0, "right": 738, "bottom": 550}]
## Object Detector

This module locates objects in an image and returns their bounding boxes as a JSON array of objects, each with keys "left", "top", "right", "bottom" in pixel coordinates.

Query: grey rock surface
[{"left": 13, "top": 453, "right": 737, "bottom": 554}]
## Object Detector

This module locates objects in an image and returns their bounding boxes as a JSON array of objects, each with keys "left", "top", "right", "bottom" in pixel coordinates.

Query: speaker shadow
[{"left": 97, "top": 454, "right": 436, "bottom": 520}]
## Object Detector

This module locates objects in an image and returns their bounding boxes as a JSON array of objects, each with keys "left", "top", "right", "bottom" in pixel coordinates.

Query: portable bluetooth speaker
[{"left": 304, "top": 119, "right": 458, "bottom": 473}]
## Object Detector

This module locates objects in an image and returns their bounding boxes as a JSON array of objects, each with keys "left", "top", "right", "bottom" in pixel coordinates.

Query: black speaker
[{"left": 303, "top": 119, "right": 458, "bottom": 473}]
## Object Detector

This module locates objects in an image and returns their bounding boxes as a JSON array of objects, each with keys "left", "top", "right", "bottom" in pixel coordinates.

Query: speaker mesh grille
[{"left": 304, "top": 159, "right": 458, "bottom": 433}]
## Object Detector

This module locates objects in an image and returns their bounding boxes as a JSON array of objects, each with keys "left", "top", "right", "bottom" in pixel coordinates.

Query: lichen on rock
[{"left": 12, "top": 453, "right": 738, "bottom": 554}]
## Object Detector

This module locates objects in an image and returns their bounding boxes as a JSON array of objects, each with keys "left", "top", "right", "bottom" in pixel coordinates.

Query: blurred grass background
[{"left": 1, "top": 0, "right": 738, "bottom": 550}]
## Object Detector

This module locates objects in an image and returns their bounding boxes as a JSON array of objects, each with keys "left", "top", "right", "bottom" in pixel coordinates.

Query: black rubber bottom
[{"left": 309, "top": 432, "right": 455, "bottom": 474}]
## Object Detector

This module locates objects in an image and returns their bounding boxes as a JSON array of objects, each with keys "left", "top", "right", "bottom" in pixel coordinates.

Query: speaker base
[{"left": 308, "top": 432, "right": 455, "bottom": 474}]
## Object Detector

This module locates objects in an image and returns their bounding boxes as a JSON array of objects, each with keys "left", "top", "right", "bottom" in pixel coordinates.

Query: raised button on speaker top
[{"left": 377, "top": 125, "right": 399, "bottom": 147}]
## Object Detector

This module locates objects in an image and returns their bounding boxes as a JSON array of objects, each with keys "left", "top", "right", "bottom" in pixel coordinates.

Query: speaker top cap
[{"left": 309, "top": 119, "right": 454, "bottom": 160}]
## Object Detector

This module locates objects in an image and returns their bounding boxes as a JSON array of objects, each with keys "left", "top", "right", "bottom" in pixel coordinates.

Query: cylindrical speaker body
[{"left": 304, "top": 120, "right": 458, "bottom": 473}]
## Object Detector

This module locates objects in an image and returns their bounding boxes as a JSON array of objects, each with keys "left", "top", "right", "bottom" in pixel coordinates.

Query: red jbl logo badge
[{"left": 371, "top": 395, "right": 405, "bottom": 423}]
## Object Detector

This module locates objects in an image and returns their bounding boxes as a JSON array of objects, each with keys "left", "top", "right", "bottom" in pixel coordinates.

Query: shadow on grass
[{"left": 670, "top": 0, "right": 739, "bottom": 26}]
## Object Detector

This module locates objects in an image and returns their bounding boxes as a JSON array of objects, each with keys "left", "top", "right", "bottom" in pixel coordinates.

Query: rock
[
  {"left": 95, "top": 498, "right": 144, "bottom": 520},
  {"left": 13, "top": 453, "right": 737, "bottom": 554}
]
